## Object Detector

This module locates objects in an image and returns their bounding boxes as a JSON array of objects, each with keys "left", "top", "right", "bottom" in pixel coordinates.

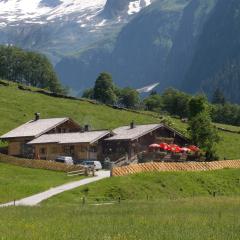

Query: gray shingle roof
[
  {"left": 28, "top": 131, "right": 110, "bottom": 145},
  {"left": 106, "top": 124, "right": 163, "bottom": 141},
  {"left": 0, "top": 118, "right": 69, "bottom": 139}
]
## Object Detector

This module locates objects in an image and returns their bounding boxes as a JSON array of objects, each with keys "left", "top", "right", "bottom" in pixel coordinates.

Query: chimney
[
  {"left": 35, "top": 113, "right": 40, "bottom": 121},
  {"left": 84, "top": 124, "right": 90, "bottom": 132},
  {"left": 130, "top": 121, "right": 135, "bottom": 129}
]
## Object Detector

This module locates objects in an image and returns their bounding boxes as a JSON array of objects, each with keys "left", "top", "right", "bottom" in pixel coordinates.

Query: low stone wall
[{"left": 112, "top": 160, "right": 240, "bottom": 176}]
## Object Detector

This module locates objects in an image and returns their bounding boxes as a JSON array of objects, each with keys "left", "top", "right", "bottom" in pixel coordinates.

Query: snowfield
[
  {"left": 0, "top": 0, "right": 152, "bottom": 27},
  {"left": 0, "top": 0, "right": 107, "bottom": 26}
]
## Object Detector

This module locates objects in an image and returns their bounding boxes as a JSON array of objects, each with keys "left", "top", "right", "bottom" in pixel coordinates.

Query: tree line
[
  {"left": 83, "top": 72, "right": 221, "bottom": 160},
  {"left": 0, "top": 45, "right": 66, "bottom": 94},
  {"left": 144, "top": 87, "right": 240, "bottom": 127},
  {"left": 83, "top": 72, "right": 240, "bottom": 128}
]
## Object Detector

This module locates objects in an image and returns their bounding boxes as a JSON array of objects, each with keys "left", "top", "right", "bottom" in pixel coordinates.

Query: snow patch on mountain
[
  {"left": 128, "top": 0, "right": 151, "bottom": 15},
  {"left": 0, "top": 0, "right": 107, "bottom": 26}
]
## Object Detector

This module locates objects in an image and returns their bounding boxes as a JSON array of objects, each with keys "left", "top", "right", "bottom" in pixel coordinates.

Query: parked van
[
  {"left": 55, "top": 156, "right": 74, "bottom": 165},
  {"left": 81, "top": 160, "right": 102, "bottom": 170}
]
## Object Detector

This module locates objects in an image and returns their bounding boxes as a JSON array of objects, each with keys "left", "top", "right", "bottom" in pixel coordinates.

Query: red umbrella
[
  {"left": 159, "top": 143, "right": 169, "bottom": 151},
  {"left": 188, "top": 145, "right": 200, "bottom": 152},
  {"left": 149, "top": 143, "right": 160, "bottom": 148},
  {"left": 181, "top": 147, "right": 192, "bottom": 153},
  {"left": 169, "top": 144, "right": 182, "bottom": 153}
]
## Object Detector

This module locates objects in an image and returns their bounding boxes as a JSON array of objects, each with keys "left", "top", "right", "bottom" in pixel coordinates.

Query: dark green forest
[{"left": 0, "top": 45, "right": 65, "bottom": 94}]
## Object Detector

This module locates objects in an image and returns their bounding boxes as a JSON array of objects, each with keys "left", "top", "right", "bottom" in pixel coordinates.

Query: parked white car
[
  {"left": 81, "top": 160, "right": 102, "bottom": 170},
  {"left": 55, "top": 156, "right": 74, "bottom": 165}
]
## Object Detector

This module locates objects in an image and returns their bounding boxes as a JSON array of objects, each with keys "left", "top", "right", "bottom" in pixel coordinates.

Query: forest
[{"left": 0, "top": 45, "right": 66, "bottom": 94}]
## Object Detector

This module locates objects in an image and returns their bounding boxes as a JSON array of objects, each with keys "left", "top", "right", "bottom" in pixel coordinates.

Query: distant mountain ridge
[{"left": 0, "top": 0, "right": 152, "bottom": 64}]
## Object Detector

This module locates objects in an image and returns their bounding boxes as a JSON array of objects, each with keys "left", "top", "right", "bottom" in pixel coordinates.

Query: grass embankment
[
  {"left": 0, "top": 80, "right": 240, "bottom": 159},
  {"left": 0, "top": 163, "right": 84, "bottom": 204},
  {"left": 45, "top": 169, "right": 240, "bottom": 205}
]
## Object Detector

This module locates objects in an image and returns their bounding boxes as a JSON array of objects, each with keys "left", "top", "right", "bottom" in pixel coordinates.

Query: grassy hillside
[
  {"left": 45, "top": 169, "right": 240, "bottom": 205},
  {"left": 0, "top": 81, "right": 157, "bottom": 133},
  {"left": 0, "top": 80, "right": 240, "bottom": 159},
  {"left": 0, "top": 163, "right": 84, "bottom": 204}
]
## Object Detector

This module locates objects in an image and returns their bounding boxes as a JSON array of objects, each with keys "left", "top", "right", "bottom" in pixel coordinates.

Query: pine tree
[
  {"left": 212, "top": 88, "right": 226, "bottom": 105},
  {"left": 93, "top": 72, "right": 117, "bottom": 104}
]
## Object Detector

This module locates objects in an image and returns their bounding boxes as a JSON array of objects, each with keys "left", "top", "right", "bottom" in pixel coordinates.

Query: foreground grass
[
  {"left": 0, "top": 198, "right": 239, "bottom": 240},
  {"left": 45, "top": 169, "right": 240, "bottom": 205},
  {"left": 1, "top": 168, "right": 240, "bottom": 239},
  {"left": 0, "top": 163, "right": 84, "bottom": 203}
]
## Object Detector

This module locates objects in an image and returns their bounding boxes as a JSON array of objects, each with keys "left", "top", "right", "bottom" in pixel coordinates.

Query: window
[
  {"left": 40, "top": 148, "right": 46, "bottom": 155},
  {"left": 63, "top": 145, "right": 75, "bottom": 155},
  {"left": 89, "top": 146, "right": 97, "bottom": 153}
]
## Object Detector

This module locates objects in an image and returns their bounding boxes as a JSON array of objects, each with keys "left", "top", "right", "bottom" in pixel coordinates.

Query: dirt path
[{"left": 0, "top": 170, "right": 110, "bottom": 207}]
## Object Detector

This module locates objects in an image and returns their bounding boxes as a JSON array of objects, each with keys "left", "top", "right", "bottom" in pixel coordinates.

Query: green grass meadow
[
  {"left": 0, "top": 198, "right": 239, "bottom": 240},
  {"left": 0, "top": 163, "right": 84, "bottom": 204},
  {"left": 0, "top": 162, "right": 240, "bottom": 239},
  {"left": 44, "top": 169, "right": 240, "bottom": 205}
]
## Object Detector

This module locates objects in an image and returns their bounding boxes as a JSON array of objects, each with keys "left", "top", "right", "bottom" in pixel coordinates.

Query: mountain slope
[
  {"left": 0, "top": 0, "right": 152, "bottom": 64},
  {"left": 56, "top": 0, "right": 218, "bottom": 93},
  {"left": 56, "top": 0, "right": 190, "bottom": 92},
  {"left": 182, "top": 0, "right": 240, "bottom": 103}
]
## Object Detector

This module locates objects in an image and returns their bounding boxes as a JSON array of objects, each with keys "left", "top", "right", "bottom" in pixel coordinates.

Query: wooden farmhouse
[
  {"left": 103, "top": 122, "right": 189, "bottom": 162},
  {"left": 0, "top": 114, "right": 189, "bottom": 164},
  {"left": 0, "top": 113, "right": 110, "bottom": 161},
  {"left": 28, "top": 130, "right": 111, "bottom": 161}
]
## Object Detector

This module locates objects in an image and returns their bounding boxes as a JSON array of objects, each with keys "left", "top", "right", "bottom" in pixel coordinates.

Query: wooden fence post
[{"left": 82, "top": 196, "right": 86, "bottom": 206}]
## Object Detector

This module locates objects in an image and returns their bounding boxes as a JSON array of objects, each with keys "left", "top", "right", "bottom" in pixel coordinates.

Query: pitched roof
[
  {"left": 106, "top": 124, "right": 163, "bottom": 141},
  {"left": 0, "top": 118, "right": 70, "bottom": 139},
  {"left": 28, "top": 131, "right": 110, "bottom": 145}
]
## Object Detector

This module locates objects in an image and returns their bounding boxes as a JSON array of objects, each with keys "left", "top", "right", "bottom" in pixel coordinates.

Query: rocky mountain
[
  {"left": 0, "top": 0, "right": 152, "bottom": 63},
  {"left": 2, "top": 0, "right": 240, "bottom": 103},
  {"left": 56, "top": 0, "right": 217, "bottom": 93}
]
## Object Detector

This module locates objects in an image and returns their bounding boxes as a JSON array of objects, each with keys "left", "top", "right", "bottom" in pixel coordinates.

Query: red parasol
[
  {"left": 159, "top": 143, "right": 170, "bottom": 151},
  {"left": 188, "top": 145, "right": 200, "bottom": 152},
  {"left": 169, "top": 144, "right": 182, "bottom": 153},
  {"left": 181, "top": 147, "right": 192, "bottom": 153},
  {"left": 149, "top": 143, "right": 160, "bottom": 148}
]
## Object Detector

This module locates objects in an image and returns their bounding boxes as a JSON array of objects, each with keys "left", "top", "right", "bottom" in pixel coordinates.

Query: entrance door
[{"left": 89, "top": 145, "right": 97, "bottom": 160}]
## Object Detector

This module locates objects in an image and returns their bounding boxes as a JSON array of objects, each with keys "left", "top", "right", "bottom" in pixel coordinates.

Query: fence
[
  {"left": 0, "top": 153, "right": 84, "bottom": 172},
  {"left": 111, "top": 160, "right": 240, "bottom": 176}
]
